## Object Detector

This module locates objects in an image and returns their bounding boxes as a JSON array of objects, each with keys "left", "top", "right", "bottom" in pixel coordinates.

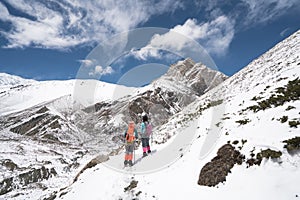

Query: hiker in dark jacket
[
  {"left": 140, "top": 115, "right": 152, "bottom": 157},
  {"left": 124, "top": 121, "right": 138, "bottom": 166}
]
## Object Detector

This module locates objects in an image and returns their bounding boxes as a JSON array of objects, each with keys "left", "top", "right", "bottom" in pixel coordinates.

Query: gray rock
[
  {"left": 198, "top": 144, "right": 244, "bottom": 187},
  {"left": 0, "top": 166, "right": 57, "bottom": 195}
]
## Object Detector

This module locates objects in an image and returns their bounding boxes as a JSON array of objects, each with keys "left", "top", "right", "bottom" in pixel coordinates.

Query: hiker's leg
[
  {"left": 146, "top": 138, "right": 151, "bottom": 152},
  {"left": 142, "top": 138, "right": 148, "bottom": 153},
  {"left": 128, "top": 144, "right": 134, "bottom": 166},
  {"left": 125, "top": 144, "right": 130, "bottom": 154},
  {"left": 124, "top": 154, "right": 129, "bottom": 165},
  {"left": 141, "top": 138, "right": 147, "bottom": 148},
  {"left": 124, "top": 144, "right": 130, "bottom": 162},
  {"left": 124, "top": 144, "right": 129, "bottom": 165}
]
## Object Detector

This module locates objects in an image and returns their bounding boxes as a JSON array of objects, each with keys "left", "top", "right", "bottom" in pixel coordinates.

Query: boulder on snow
[
  {"left": 1, "top": 159, "right": 19, "bottom": 171},
  {"left": 124, "top": 180, "right": 138, "bottom": 192},
  {"left": 283, "top": 137, "right": 300, "bottom": 153},
  {"left": 198, "top": 144, "right": 244, "bottom": 187}
]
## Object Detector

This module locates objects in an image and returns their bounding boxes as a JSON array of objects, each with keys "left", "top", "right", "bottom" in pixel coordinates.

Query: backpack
[
  {"left": 126, "top": 124, "right": 135, "bottom": 143},
  {"left": 145, "top": 122, "right": 152, "bottom": 137}
]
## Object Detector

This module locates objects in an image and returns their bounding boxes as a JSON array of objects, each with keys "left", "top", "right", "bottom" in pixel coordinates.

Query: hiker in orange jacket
[{"left": 124, "top": 121, "right": 138, "bottom": 167}]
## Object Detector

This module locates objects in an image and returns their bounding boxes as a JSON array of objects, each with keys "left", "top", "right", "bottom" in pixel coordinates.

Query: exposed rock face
[
  {"left": 0, "top": 106, "right": 81, "bottom": 146},
  {"left": 198, "top": 144, "right": 244, "bottom": 187},
  {"left": 246, "top": 149, "right": 282, "bottom": 167},
  {"left": 0, "top": 166, "right": 57, "bottom": 195},
  {"left": 1, "top": 159, "right": 19, "bottom": 171},
  {"left": 283, "top": 137, "right": 300, "bottom": 153},
  {"left": 154, "top": 58, "right": 227, "bottom": 96}
]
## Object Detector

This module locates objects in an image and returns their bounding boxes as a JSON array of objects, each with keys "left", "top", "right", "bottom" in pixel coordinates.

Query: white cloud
[
  {"left": 240, "top": 0, "right": 299, "bottom": 26},
  {"left": 78, "top": 59, "right": 94, "bottom": 67},
  {"left": 0, "top": 0, "right": 182, "bottom": 49},
  {"left": 89, "top": 65, "right": 114, "bottom": 77},
  {"left": 0, "top": 2, "right": 10, "bottom": 20},
  {"left": 194, "top": 0, "right": 300, "bottom": 29},
  {"left": 131, "top": 16, "right": 235, "bottom": 59},
  {"left": 1, "top": 0, "right": 298, "bottom": 51},
  {"left": 130, "top": 47, "right": 163, "bottom": 61}
]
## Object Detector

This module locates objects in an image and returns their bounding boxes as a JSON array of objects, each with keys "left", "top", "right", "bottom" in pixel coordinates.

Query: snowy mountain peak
[
  {"left": 154, "top": 57, "right": 227, "bottom": 96},
  {"left": 170, "top": 57, "right": 195, "bottom": 71},
  {"left": 167, "top": 57, "right": 197, "bottom": 77},
  {"left": 0, "top": 73, "right": 36, "bottom": 86}
]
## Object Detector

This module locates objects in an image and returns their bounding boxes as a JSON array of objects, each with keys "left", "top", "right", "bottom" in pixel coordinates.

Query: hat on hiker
[{"left": 142, "top": 115, "right": 148, "bottom": 122}]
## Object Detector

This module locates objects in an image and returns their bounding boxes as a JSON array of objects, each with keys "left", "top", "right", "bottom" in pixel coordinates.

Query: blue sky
[{"left": 0, "top": 0, "right": 299, "bottom": 86}]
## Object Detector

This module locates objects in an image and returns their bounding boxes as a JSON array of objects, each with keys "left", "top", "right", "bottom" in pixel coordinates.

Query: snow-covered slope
[
  {"left": 0, "top": 78, "right": 135, "bottom": 116},
  {"left": 52, "top": 30, "right": 300, "bottom": 200},
  {"left": 0, "top": 73, "right": 36, "bottom": 87}
]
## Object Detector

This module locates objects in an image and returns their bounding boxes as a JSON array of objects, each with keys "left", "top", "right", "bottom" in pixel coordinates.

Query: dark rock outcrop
[
  {"left": 10, "top": 114, "right": 50, "bottom": 135},
  {"left": 198, "top": 144, "right": 244, "bottom": 187},
  {"left": 1, "top": 159, "right": 19, "bottom": 171},
  {"left": 283, "top": 137, "right": 300, "bottom": 153},
  {"left": 0, "top": 166, "right": 57, "bottom": 195},
  {"left": 124, "top": 180, "right": 138, "bottom": 192},
  {"left": 246, "top": 148, "right": 282, "bottom": 167}
]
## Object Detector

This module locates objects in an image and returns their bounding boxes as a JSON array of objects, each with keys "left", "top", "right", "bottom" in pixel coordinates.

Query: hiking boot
[
  {"left": 143, "top": 152, "right": 148, "bottom": 157},
  {"left": 128, "top": 160, "right": 133, "bottom": 166},
  {"left": 147, "top": 150, "right": 152, "bottom": 154},
  {"left": 124, "top": 160, "right": 128, "bottom": 166}
]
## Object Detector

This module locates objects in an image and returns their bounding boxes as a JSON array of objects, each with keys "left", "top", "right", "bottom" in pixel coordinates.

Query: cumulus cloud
[
  {"left": 0, "top": 0, "right": 182, "bottom": 49},
  {"left": 78, "top": 59, "right": 94, "bottom": 67},
  {"left": 88, "top": 65, "right": 114, "bottom": 77},
  {"left": 130, "top": 0, "right": 299, "bottom": 59},
  {"left": 131, "top": 16, "right": 235, "bottom": 59}
]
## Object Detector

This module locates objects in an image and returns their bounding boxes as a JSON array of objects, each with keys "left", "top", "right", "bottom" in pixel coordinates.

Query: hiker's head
[
  {"left": 142, "top": 115, "right": 148, "bottom": 122},
  {"left": 128, "top": 121, "right": 135, "bottom": 128}
]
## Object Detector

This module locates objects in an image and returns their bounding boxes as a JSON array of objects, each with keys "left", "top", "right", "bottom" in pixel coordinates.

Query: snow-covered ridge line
[
  {"left": 0, "top": 72, "right": 36, "bottom": 87},
  {"left": 0, "top": 78, "right": 136, "bottom": 116}
]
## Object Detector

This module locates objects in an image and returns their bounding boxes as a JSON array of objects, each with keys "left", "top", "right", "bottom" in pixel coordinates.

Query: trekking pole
[{"left": 133, "top": 139, "right": 136, "bottom": 165}]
